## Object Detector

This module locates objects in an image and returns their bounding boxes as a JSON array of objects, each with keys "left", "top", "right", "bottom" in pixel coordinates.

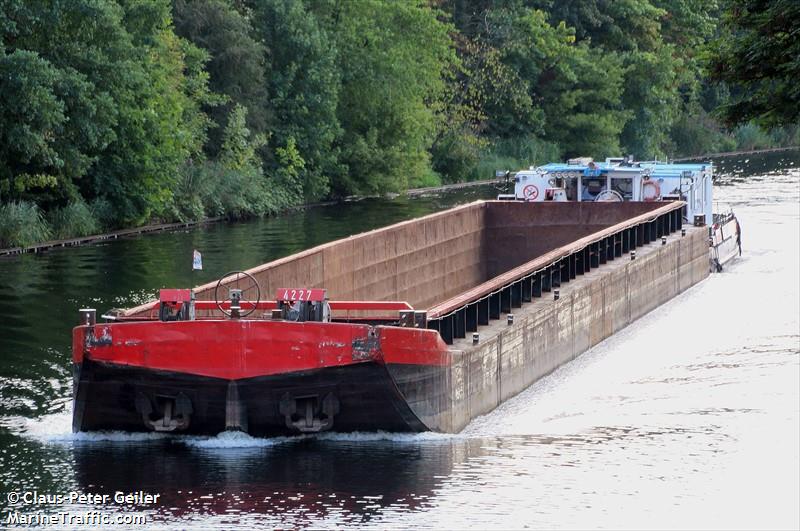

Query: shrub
[
  {"left": 0, "top": 201, "right": 52, "bottom": 248},
  {"left": 668, "top": 114, "right": 738, "bottom": 158},
  {"left": 171, "top": 161, "right": 287, "bottom": 222},
  {"left": 431, "top": 128, "right": 486, "bottom": 184},
  {"left": 407, "top": 168, "right": 442, "bottom": 189},
  {"left": 467, "top": 135, "right": 561, "bottom": 181},
  {"left": 48, "top": 199, "right": 100, "bottom": 239},
  {"left": 88, "top": 198, "right": 117, "bottom": 230},
  {"left": 733, "top": 123, "right": 771, "bottom": 151}
]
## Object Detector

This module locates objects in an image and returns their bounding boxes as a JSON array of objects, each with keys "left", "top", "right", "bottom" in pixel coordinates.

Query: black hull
[
  {"left": 385, "top": 363, "right": 452, "bottom": 433},
  {"left": 73, "top": 360, "right": 445, "bottom": 436}
]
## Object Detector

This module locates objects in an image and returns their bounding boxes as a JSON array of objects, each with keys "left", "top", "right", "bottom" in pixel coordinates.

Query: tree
[
  {"left": 172, "top": 0, "right": 268, "bottom": 158},
  {"left": 93, "top": 0, "right": 212, "bottom": 223},
  {"left": 536, "top": 0, "right": 691, "bottom": 158},
  {"left": 618, "top": 46, "right": 681, "bottom": 159},
  {"left": 540, "top": 42, "right": 629, "bottom": 158},
  {"left": 532, "top": 0, "right": 664, "bottom": 52},
  {"left": 1, "top": 1, "right": 118, "bottom": 207},
  {"left": 447, "top": 4, "right": 629, "bottom": 158},
  {"left": 314, "top": 0, "right": 456, "bottom": 195},
  {"left": 252, "top": 0, "right": 341, "bottom": 201},
  {"left": 1, "top": 0, "right": 213, "bottom": 224},
  {"left": 0, "top": 50, "right": 67, "bottom": 204},
  {"left": 707, "top": 0, "right": 800, "bottom": 128}
]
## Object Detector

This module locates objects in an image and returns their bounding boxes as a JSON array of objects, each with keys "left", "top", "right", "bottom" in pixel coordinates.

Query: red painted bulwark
[
  {"left": 378, "top": 327, "right": 451, "bottom": 366},
  {"left": 159, "top": 289, "right": 193, "bottom": 303},
  {"left": 72, "top": 320, "right": 448, "bottom": 380},
  {"left": 73, "top": 328, "right": 84, "bottom": 364},
  {"left": 190, "top": 300, "right": 411, "bottom": 312}
]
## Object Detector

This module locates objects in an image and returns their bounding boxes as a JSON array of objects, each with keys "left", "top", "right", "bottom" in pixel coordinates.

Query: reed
[{"left": 0, "top": 201, "right": 52, "bottom": 248}]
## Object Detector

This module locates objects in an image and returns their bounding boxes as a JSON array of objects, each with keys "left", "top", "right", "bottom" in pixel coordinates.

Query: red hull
[{"left": 72, "top": 320, "right": 451, "bottom": 435}]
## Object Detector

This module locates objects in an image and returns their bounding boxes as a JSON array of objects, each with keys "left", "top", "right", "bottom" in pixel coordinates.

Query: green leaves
[
  {"left": 0, "top": 0, "right": 211, "bottom": 225},
  {"left": 707, "top": 0, "right": 800, "bottom": 128},
  {"left": 255, "top": 0, "right": 340, "bottom": 201},
  {"left": 0, "top": 50, "right": 65, "bottom": 183},
  {"left": 172, "top": 0, "right": 267, "bottom": 158},
  {"left": 323, "top": 0, "right": 454, "bottom": 195},
  {"left": 0, "top": 0, "right": 793, "bottom": 247}
]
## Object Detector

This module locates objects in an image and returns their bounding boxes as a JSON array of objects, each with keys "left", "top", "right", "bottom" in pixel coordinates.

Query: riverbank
[
  {"left": 0, "top": 218, "right": 223, "bottom": 257},
  {"left": 0, "top": 182, "right": 500, "bottom": 257},
  {"left": 404, "top": 178, "right": 496, "bottom": 196},
  {"left": 2, "top": 146, "right": 796, "bottom": 257},
  {"left": 670, "top": 145, "right": 799, "bottom": 162}
]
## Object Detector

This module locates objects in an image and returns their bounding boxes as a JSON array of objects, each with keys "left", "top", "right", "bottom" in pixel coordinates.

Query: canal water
[{"left": 0, "top": 152, "right": 798, "bottom": 529}]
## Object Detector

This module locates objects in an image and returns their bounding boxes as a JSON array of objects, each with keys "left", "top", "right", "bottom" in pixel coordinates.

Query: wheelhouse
[{"left": 508, "top": 157, "right": 714, "bottom": 225}]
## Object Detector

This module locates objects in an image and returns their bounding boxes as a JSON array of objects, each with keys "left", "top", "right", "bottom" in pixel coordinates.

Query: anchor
[
  {"left": 135, "top": 392, "right": 193, "bottom": 432},
  {"left": 279, "top": 392, "right": 340, "bottom": 433}
]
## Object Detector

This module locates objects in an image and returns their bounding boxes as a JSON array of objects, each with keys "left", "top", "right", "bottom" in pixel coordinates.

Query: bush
[
  {"left": 668, "top": 114, "right": 737, "bottom": 158},
  {"left": 432, "top": 132, "right": 561, "bottom": 184},
  {"left": 767, "top": 125, "right": 800, "bottom": 147},
  {"left": 171, "top": 161, "right": 290, "bottom": 222},
  {"left": 467, "top": 135, "right": 561, "bottom": 181},
  {"left": 0, "top": 201, "right": 52, "bottom": 248},
  {"left": 47, "top": 200, "right": 100, "bottom": 239},
  {"left": 88, "top": 198, "right": 117, "bottom": 230},
  {"left": 407, "top": 168, "right": 442, "bottom": 189},
  {"left": 491, "top": 135, "right": 561, "bottom": 165},
  {"left": 733, "top": 123, "right": 771, "bottom": 151},
  {"left": 431, "top": 128, "right": 486, "bottom": 184}
]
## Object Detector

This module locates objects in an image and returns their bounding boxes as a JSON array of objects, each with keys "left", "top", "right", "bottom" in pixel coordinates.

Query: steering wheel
[
  {"left": 213, "top": 271, "right": 261, "bottom": 318},
  {"left": 594, "top": 189, "right": 624, "bottom": 202}
]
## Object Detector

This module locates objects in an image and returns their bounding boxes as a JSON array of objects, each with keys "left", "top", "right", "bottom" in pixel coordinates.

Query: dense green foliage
[
  {"left": 707, "top": 0, "right": 800, "bottom": 128},
  {"left": 0, "top": 0, "right": 797, "bottom": 247}
]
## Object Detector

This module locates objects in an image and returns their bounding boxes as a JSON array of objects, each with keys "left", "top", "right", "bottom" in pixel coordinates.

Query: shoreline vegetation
[
  {"left": 2, "top": 145, "right": 795, "bottom": 257},
  {"left": 2, "top": 1, "right": 798, "bottom": 250}
]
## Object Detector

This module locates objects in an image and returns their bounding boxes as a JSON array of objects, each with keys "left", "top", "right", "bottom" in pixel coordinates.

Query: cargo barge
[{"left": 73, "top": 199, "right": 709, "bottom": 436}]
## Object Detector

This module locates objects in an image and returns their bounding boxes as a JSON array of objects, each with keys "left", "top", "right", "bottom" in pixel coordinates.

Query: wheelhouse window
[{"left": 610, "top": 177, "right": 633, "bottom": 200}]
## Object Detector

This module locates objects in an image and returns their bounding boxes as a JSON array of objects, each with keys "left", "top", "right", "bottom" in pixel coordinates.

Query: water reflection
[{"left": 69, "top": 435, "right": 466, "bottom": 527}]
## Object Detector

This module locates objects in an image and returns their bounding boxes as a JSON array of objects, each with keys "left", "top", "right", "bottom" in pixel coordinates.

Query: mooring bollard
[
  {"left": 661, "top": 236, "right": 667, "bottom": 245},
  {"left": 631, "top": 250, "right": 636, "bottom": 260},
  {"left": 681, "top": 228, "right": 686, "bottom": 237},
  {"left": 507, "top": 314, "right": 514, "bottom": 325},
  {"left": 79, "top": 308, "right": 96, "bottom": 326},
  {"left": 472, "top": 333, "right": 479, "bottom": 344},
  {"left": 553, "top": 289, "right": 560, "bottom": 301}
]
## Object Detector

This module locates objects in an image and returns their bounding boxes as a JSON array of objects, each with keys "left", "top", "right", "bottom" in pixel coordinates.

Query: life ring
[
  {"left": 641, "top": 179, "right": 661, "bottom": 201},
  {"left": 522, "top": 184, "right": 539, "bottom": 201}
]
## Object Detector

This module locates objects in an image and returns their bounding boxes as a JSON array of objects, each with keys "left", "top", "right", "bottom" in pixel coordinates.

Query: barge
[{"left": 73, "top": 199, "right": 709, "bottom": 436}]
